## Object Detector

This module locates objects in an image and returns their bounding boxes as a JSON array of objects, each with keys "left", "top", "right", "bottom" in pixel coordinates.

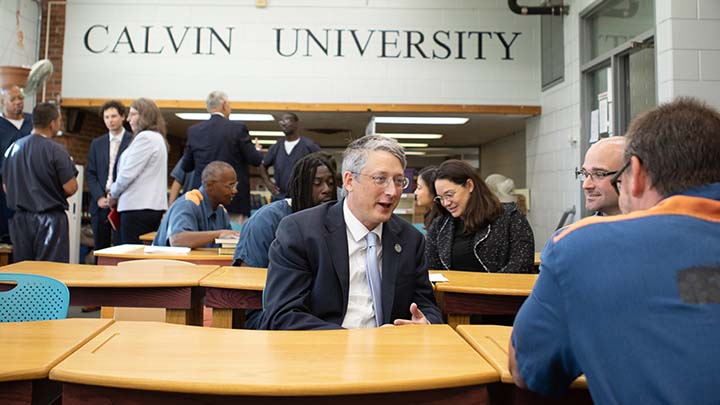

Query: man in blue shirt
[
  {"left": 233, "top": 152, "right": 337, "bottom": 329},
  {"left": 3, "top": 103, "right": 78, "bottom": 262},
  {"left": 0, "top": 86, "right": 33, "bottom": 244},
  {"left": 234, "top": 152, "right": 337, "bottom": 267},
  {"left": 153, "top": 161, "right": 239, "bottom": 248},
  {"left": 259, "top": 112, "right": 321, "bottom": 201},
  {"left": 510, "top": 98, "right": 720, "bottom": 403}
]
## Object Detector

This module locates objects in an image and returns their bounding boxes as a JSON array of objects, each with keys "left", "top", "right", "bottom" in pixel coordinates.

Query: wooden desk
[
  {"left": 51, "top": 322, "right": 498, "bottom": 403},
  {"left": 200, "top": 266, "right": 266, "bottom": 329},
  {"left": 94, "top": 244, "right": 233, "bottom": 266},
  {"left": 138, "top": 232, "right": 156, "bottom": 245},
  {"left": 0, "top": 319, "right": 112, "bottom": 405},
  {"left": 456, "top": 325, "right": 590, "bottom": 404},
  {"left": 0, "top": 261, "right": 219, "bottom": 326},
  {"left": 431, "top": 271, "right": 537, "bottom": 328},
  {"left": 0, "top": 243, "right": 12, "bottom": 266}
]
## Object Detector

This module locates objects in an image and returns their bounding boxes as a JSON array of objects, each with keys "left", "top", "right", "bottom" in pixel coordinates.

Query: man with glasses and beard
[
  {"left": 510, "top": 97, "right": 720, "bottom": 403},
  {"left": 260, "top": 135, "right": 441, "bottom": 330}
]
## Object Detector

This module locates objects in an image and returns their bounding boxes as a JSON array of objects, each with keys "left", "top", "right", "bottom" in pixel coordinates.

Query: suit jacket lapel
[
  {"left": 325, "top": 200, "right": 350, "bottom": 312},
  {"left": 381, "top": 217, "right": 402, "bottom": 322}
]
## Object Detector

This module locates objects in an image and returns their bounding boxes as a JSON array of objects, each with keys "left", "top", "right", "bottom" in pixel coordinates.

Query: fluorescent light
[
  {"left": 377, "top": 133, "right": 443, "bottom": 139},
  {"left": 405, "top": 151, "right": 427, "bottom": 156},
  {"left": 175, "top": 113, "right": 275, "bottom": 121},
  {"left": 374, "top": 116, "right": 468, "bottom": 125},
  {"left": 399, "top": 142, "right": 428, "bottom": 148},
  {"left": 256, "top": 139, "right": 277, "bottom": 145},
  {"left": 249, "top": 131, "right": 285, "bottom": 137}
]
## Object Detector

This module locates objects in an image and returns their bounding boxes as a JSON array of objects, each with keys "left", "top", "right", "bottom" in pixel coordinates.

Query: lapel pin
[{"left": 394, "top": 243, "right": 402, "bottom": 253}]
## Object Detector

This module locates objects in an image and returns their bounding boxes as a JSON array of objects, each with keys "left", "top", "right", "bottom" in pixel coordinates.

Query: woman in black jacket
[{"left": 425, "top": 160, "right": 536, "bottom": 273}]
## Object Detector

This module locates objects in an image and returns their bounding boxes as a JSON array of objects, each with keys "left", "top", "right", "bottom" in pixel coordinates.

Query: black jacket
[{"left": 425, "top": 203, "right": 536, "bottom": 273}]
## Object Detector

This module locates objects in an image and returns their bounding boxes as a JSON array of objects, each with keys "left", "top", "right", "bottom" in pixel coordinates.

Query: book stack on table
[{"left": 216, "top": 238, "right": 238, "bottom": 255}]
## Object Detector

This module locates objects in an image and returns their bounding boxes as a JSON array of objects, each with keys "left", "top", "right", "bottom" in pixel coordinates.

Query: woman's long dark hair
[
  {"left": 435, "top": 160, "right": 502, "bottom": 233},
  {"left": 418, "top": 166, "right": 446, "bottom": 228}
]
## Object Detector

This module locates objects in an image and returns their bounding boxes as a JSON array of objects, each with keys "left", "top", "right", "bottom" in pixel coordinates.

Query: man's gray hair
[
  {"left": 201, "top": 161, "right": 235, "bottom": 186},
  {"left": 206, "top": 91, "right": 228, "bottom": 111},
  {"left": 342, "top": 135, "right": 407, "bottom": 175}
]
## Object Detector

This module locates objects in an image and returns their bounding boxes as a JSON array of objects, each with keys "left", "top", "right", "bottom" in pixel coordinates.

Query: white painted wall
[
  {"left": 656, "top": 0, "right": 720, "bottom": 105},
  {"left": 0, "top": 0, "right": 40, "bottom": 68},
  {"left": 524, "top": 0, "right": 586, "bottom": 249},
  {"left": 480, "top": 130, "right": 526, "bottom": 188},
  {"left": 62, "top": 0, "right": 541, "bottom": 105}
]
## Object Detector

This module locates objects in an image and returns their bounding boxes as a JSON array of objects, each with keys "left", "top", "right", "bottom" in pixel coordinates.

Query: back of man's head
[
  {"left": 32, "top": 102, "right": 59, "bottom": 128},
  {"left": 206, "top": 91, "right": 228, "bottom": 113},
  {"left": 625, "top": 97, "right": 720, "bottom": 196}
]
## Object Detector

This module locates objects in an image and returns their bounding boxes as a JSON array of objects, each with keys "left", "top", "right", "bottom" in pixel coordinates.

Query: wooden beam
[{"left": 62, "top": 98, "right": 541, "bottom": 116}]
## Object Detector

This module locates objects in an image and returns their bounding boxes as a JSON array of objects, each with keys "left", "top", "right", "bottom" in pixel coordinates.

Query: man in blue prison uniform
[
  {"left": 0, "top": 86, "right": 33, "bottom": 244},
  {"left": 153, "top": 161, "right": 239, "bottom": 248},
  {"left": 259, "top": 112, "right": 321, "bottom": 201},
  {"left": 509, "top": 98, "right": 720, "bottom": 404},
  {"left": 233, "top": 153, "right": 337, "bottom": 329},
  {"left": 3, "top": 103, "right": 78, "bottom": 262}
]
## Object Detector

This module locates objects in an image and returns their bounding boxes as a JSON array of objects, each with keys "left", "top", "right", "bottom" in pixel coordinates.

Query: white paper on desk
[
  {"left": 143, "top": 246, "right": 191, "bottom": 254},
  {"left": 96, "top": 244, "right": 145, "bottom": 254},
  {"left": 429, "top": 273, "right": 449, "bottom": 283}
]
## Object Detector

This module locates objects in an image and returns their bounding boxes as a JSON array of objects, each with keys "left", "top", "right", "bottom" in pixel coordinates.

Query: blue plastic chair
[{"left": 0, "top": 273, "right": 70, "bottom": 322}]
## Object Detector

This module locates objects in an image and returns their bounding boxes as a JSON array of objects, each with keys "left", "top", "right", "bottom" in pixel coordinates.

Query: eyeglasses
[
  {"left": 610, "top": 159, "right": 632, "bottom": 194},
  {"left": 433, "top": 184, "right": 465, "bottom": 204},
  {"left": 225, "top": 181, "right": 239, "bottom": 190},
  {"left": 575, "top": 168, "right": 619, "bottom": 182},
  {"left": 354, "top": 173, "right": 409, "bottom": 189}
]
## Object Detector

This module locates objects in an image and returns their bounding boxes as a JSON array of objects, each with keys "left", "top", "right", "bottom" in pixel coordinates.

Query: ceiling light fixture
[
  {"left": 374, "top": 116, "right": 468, "bottom": 125},
  {"left": 377, "top": 133, "right": 443, "bottom": 139},
  {"left": 175, "top": 113, "right": 275, "bottom": 121},
  {"left": 255, "top": 139, "right": 278, "bottom": 145},
  {"left": 398, "top": 142, "right": 429, "bottom": 148},
  {"left": 249, "top": 130, "right": 285, "bottom": 137},
  {"left": 405, "top": 151, "right": 427, "bottom": 156}
]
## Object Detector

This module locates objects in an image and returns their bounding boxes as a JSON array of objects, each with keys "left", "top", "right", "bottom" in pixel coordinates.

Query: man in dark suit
[
  {"left": 261, "top": 135, "right": 441, "bottom": 330},
  {"left": 86, "top": 100, "right": 131, "bottom": 254},
  {"left": 181, "top": 91, "right": 263, "bottom": 226}
]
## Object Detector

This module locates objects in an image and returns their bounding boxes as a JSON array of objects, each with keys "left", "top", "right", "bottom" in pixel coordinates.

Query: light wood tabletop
[
  {"left": 94, "top": 244, "right": 233, "bottom": 266},
  {"left": 431, "top": 271, "right": 537, "bottom": 296},
  {"left": 1, "top": 261, "right": 219, "bottom": 287},
  {"left": 199, "top": 266, "right": 267, "bottom": 328},
  {"left": 429, "top": 271, "right": 537, "bottom": 329},
  {"left": 0, "top": 319, "right": 113, "bottom": 382},
  {"left": 456, "top": 325, "right": 587, "bottom": 389},
  {"left": 50, "top": 322, "right": 498, "bottom": 400},
  {"left": 200, "top": 266, "right": 266, "bottom": 290},
  {"left": 139, "top": 232, "right": 156, "bottom": 245},
  {"left": 1, "top": 261, "right": 219, "bottom": 326}
]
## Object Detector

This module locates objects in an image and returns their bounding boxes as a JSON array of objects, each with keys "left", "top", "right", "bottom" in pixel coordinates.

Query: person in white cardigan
[{"left": 109, "top": 98, "right": 168, "bottom": 244}]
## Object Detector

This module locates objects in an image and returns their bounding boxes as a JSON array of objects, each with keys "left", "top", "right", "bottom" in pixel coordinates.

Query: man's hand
[
  {"left": 254, "top": 137, "right": 262, "bottom": 151},
  {"left": 218, "top": 230, "right": 240, "bottom": 239},
  {"left": 392, "top": 303, "right": 430, "bottom": 326},
  {"left": 267, "top": 182, "right": 280, "bottom": 195},
  {"left": 97, "top": 196, "right": 109, "bottom": 209}
]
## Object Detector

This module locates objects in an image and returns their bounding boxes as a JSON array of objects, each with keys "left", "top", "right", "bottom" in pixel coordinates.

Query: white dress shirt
[{"left": 341, "top": 199, "right": 383, "bottom": 329}]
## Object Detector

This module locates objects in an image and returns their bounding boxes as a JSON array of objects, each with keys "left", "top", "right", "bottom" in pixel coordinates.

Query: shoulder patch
[{"left": 183, "top": 189, "right": 204, "bottom": 206}]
